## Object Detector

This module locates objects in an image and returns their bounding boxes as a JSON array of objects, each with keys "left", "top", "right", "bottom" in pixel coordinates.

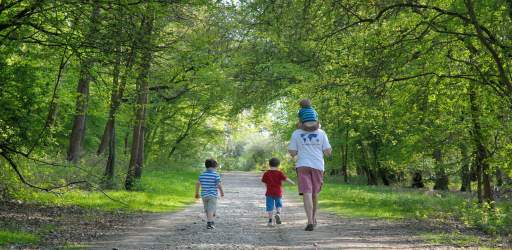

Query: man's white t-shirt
[{"left": 288, "top": 129, "right": 331, "bottom": 171}]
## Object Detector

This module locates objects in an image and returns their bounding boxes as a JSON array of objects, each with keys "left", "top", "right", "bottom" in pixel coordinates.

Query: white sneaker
[{"left": 275, "top": 214, "right": 282, "bottom": 224}]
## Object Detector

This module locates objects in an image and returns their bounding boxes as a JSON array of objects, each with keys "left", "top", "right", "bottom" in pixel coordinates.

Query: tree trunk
[
  {"left": 47, "top": 49, "right": 69, "bottom": 130},
  {"left": 101, "top": 44, "right": 123, "bottom": 188},
  {"left": 124, "top": 131, "right": 129, "bottom": 156},
  {"left": 358, "top": 141, "right": 377, "bottom": 185},
  {"left": 411, "top": 172, "right": 425, "bottom": 188},
  {"left": 370, "top": 134, "right": 389, "bottom": 185},
  {"left": 67, "top": 2, "right": 101, "bottom": 164},
  {"left": 468, "top": 81, "right": 494, "bottom": 204},
  {"left": 67, "top": 62, "right": 92, "bottom": 163},
  {"left": 103, "top": 120, "right": 115, "bottom": 189},
  {"left": 475, "top": 148, "right": 483, "bottom": 203},
  {"left": 460, "top": 143, "right": 472, "bottom": 192},
  {"left": 433, "top": 148, "right": 449, "bottom": 190},
  {"left": 125, "top": 13, "right": 154, "bottom": 190},
  {"left": 97, "top": 40, "right": 137, "bottom": 155},
  {"left": 341, "top": 129, "right": 349, "bottom": 183},
  {"left": 496, "top": 167, "right": 504, "bottom": 187},
  {"left": 135, "top": 120, "right": 145, "bottom": 178}
]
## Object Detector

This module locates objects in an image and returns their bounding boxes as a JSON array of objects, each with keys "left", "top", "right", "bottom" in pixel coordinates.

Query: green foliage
[
  {"left": 459, "top": 201, "right": 512, "bottom": 235},
  {"left": 14, "top": 168, "right": 198, "bottom": 212},
  {"left": 0, "top": 230, "right": 39, "bottom": 246},
  {"left": 1, "top": 0, "right": 512, "bottom": 242},
  {"left": 305, "top": 181, "right": 512, "bottom": 236}
]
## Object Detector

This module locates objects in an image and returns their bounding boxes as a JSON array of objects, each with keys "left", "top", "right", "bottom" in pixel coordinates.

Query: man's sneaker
[
  {"left": 305, "top": 224, "right": 314, "bottom": 231},
  {"left": 275, "top": 214, "right": 282, "bottom": 224},
  {"left": 207, "top": 222, "right": 215, "bottom": 229},
  {"left": 267, "top": 219, "right": 273, "bottom": 227}
]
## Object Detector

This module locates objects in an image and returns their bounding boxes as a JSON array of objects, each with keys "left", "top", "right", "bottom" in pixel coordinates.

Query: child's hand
[
  {"left": 195, "top": 193, "right": 200, "bottom": 199},
  {"left": 220, "top": 192, "right": 225, "bottom": 198}
]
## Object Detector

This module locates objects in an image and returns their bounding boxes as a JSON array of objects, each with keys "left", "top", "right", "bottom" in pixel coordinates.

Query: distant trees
[{"left": 232, "top": 0, "right": 512, "bottom": 205}]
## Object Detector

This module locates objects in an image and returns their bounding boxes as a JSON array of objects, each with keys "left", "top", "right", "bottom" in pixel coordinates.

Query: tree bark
[
  {"left": 357, "top": 141, "right": 377, "bottom": 185},
  {"left": 103, "top": 120, "right": 115, "bottom": 189},
  {"left": 97, "top": 39, "right": 137, "bottom": 155},
  {"left": 67, "top": 2, "right": 101, "bottom": 164},
  {"left": 460, "top": 143, "right": 472, "bottom": 192},
  {"left": 411, "top": 172, "right": 425, "bottom": 188},
  {"left": 468, "top": 81, "right": 494, "bottom": 204},
  {"left": 433, "top": 148, "right": 449, "bottom": 190},
  {"left": 341, "top": 129, "right": 349, "bottom": 183},
  {"left": 369, "top": 133, "right": 389, "bottom": 185},
  {"left": 124, "top": 131, "right": 129, "bottom": 155},
  {"left": 125, "top": 12, "right": 154, "bottom": 190},
  {"left": 496, "top": 167, "right": 504, "bottom": 187}
]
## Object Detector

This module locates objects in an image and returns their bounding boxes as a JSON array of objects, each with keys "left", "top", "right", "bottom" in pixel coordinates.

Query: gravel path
[{"left": 90, "top": 171, "right": 456, "bottom": 249}]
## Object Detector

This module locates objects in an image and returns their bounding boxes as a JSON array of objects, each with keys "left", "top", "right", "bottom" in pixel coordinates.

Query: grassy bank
[
  {"left": 285, "top": 180, "right": 511, "bottom": 240},
  {"left": 14, "top": 168, "right": 199, "bottom": 212},
  {"left": 0, "top": 230, "right": 39, "bottom": 246},
  {"left": 314, "top": 182, "right": 511, "bottom": 237},
  {"left": 1, "top": 168, "right": 200, "bottom": 248}
]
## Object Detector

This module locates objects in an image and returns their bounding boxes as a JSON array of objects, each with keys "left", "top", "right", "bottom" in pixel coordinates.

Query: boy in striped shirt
[{"left": 195, "top": 159, "right": 224, "bottom": 229}]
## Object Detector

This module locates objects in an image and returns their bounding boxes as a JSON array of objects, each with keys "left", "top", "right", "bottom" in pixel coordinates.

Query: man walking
[{"left": 288, "top": 124, "right": 332, "bottom": 231}]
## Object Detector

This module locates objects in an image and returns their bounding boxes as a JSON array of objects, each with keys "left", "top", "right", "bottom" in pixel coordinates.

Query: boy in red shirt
[{"left": 261, "top": 158, "right": 295, "bottom": 226}]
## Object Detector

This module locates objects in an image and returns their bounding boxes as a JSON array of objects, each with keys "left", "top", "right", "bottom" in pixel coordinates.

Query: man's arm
[
  {"left": 217, "top": 183, "right": 224, "bottom": 197},
  {"left": 288, "top": 150, "right": 298, "bottom": 157},
  {"left": 288, "top": 131, "right": 298, "bottom": 157},
  {"left": 323, "top": 148, "right": 332, "bottom": 157},
  {"left": 322, "top": 131, "right": 332, "bottom": 157},
  {"left": 195, "top": 181, "right": 200, "bottom": 199}
]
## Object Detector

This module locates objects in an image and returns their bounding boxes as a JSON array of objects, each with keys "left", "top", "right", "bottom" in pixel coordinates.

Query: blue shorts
[{"left": 265, "top": 196, "right": 282, "bottom": 212}]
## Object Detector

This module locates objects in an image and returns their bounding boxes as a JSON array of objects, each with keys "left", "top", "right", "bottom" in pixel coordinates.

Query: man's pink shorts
[{"left": 296, "top": 167, "right": 324, "bottom": 195}]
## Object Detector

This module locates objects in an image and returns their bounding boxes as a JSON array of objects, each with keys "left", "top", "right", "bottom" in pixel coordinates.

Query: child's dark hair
[
  {"left": 300, "top": 99, "right": 312, "bottom": 108},
  {"left": 205, "top": 159, "right": 218, "bottom": 168},
  {"left": 269, "top": 158, "right": 280, "bottom": 167}
]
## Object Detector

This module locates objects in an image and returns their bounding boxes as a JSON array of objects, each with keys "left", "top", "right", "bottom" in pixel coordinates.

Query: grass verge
[
  {"left": 0, "top": 230, "right": 39, "bottom": 246},
  {"left": 14, "top": 168, "right": 199, "bottom": 212},
  {"left": 286, "top": 181, "right": 511, "bottom": 239}
]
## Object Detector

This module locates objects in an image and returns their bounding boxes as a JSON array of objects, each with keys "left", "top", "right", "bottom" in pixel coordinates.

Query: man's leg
[
  {"left": 302, "top": 193, "right": 314, "bottom": 224},
  {"left": 311, "top": 168, "right": 323, "bottom": 226},
  {"left": 298, "top": 167, "right": 315, "bottom": 226},
  {"left": 312, "top": 193, "right": 318, "bottom": 225}
]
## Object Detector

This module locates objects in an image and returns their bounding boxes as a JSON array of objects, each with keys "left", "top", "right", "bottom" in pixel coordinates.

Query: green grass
[
  {"left": 60, "top": 243, "right": 89, "bottom": 249},
  {"left": 318, "top": 182, "right": 465, "bottom": 219},
  {"left": 288, "top": 181, "right": 512, "bottom": 237},
  {"left": 15, "top": 168, "right": 199, "bottom": 212},
  {"left": 422, "top": 231, "right": 481, "bottom": 246},
  {"left": 0, "top": 230, "right": 39, "bottom": 245}
]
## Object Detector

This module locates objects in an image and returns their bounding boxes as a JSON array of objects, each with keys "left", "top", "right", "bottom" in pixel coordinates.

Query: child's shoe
[
  {"left": 207, "top": 221, "right": 215, "bottom": 229},
  {"left": 267, "top": 219, "right": 273, "bottom": 227},
  {"left": 275, "top": 213, "right": 282, "bottom": 224}
]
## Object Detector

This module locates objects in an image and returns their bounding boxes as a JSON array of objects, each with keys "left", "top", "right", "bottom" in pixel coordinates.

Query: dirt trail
[{"left": 90, "top": 171, "right": 457, "bottom": 249}]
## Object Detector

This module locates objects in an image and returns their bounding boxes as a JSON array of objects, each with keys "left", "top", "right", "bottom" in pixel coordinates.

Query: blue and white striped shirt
[{"left": 198, "top": 169, "right": 221, "bottom": 198}]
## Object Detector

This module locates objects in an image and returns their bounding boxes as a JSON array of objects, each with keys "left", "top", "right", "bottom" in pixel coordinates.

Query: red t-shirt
[{"left": 261, "top": 170, "right": 287, "bottom": 197}]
